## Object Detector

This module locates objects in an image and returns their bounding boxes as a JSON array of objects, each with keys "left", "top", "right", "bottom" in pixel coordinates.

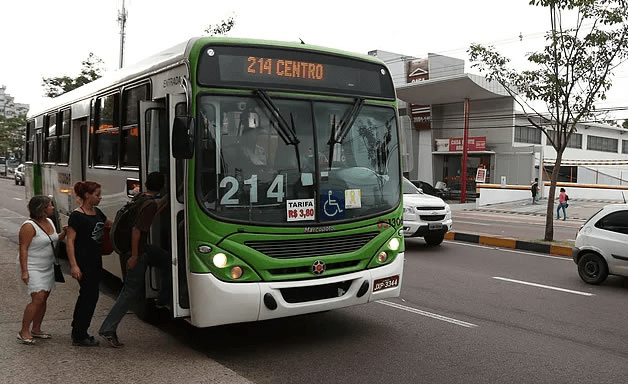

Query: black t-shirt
[{"left": 68, "top": 207, "right": 106, "bottom": 271}]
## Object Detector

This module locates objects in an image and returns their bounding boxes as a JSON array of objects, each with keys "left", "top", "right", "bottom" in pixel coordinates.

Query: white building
[
  {"left": 0, "top": 85, "right": 29, "bottom": 118},
  {"left": 369, "top": 50, "right": 628, "bottom": 199}
]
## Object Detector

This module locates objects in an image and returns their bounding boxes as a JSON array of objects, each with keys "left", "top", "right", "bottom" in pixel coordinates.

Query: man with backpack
[{"left": 99, "top": 172, "right": 169, "bottom": 348}]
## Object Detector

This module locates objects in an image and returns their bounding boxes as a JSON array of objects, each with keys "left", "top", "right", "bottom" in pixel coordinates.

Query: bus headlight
[
  {"left": 231, "top": 266, "right": 243, "bottom": 279},
  {"left": 213, "top": 253, "right": 227, "bottom": 268},
  {"left": 378, "top": 252, "right": 388, "bottom": 263},
  {"left": 388, "top": 238, "right": 400, "bottom": 251}
]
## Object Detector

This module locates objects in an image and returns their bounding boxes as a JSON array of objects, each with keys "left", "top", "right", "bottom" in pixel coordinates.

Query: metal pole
[
  {"left": 118, "top": 0, "right": 127, "bottom": 69},
  {"left": 461, "top": 98, "right": 469, "bottom": 203}
]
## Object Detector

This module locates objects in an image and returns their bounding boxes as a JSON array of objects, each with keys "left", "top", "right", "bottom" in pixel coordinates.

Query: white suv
[
  {"left": 402, "top": 178, "right": 452, "bottom": 245},
  {"left": 573, "top": 204, "right": 628, "bottom": 284}
]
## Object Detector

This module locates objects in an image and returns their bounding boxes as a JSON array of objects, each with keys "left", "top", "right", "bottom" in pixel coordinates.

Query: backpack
[{"left": 110, "top": 193, "right": 155, "bottom": 255}]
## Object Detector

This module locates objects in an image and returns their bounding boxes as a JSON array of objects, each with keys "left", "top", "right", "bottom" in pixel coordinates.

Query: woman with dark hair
[
  {"left": 557, "top": 187, "right": 568, "bottom": 220},
  {"left": 17, "top": 195, "right": 67, "bottom": 344},
  {"left": 66, "top": 181, "right": 111, "bottom": 346}
]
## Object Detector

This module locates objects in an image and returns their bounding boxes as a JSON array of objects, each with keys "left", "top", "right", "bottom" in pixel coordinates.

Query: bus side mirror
[{"left": 172, "top": 116, "right": 195, "bottom": 159}]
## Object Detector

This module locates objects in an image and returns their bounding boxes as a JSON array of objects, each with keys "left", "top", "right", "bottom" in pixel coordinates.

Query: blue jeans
[
  {"left": 99, "top": 260, "right": 145, "bottom": 335},
  {"left": 557, "top": 202, "right": 567, "bottom": 220}
]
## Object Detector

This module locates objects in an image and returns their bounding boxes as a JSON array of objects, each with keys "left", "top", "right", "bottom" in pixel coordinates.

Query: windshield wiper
[
  {"left": 255, "top": 89, "right": 302, "bottom": 171},
  {"left": 327, "top": 97, "right": 364, "bottom": 169}
]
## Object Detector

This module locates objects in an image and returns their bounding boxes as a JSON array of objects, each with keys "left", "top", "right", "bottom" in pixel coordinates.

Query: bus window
[
  {"left": 121, "top": 84, "right": 149, "bottom": 168},
  {"left": 59, "top": 109, "right": 71, "bottom": 164},
  {"left": 26, "top": 120, "right": 35, "bottom": 162},
  {"left": 44, "top": 113, "right": 58, "bottom": 163},
  {"left": 175, "top": 101, "right": 187, "bottom": 203},
  {"left": 93, "top": 93, "right": 120, "bottom": 167}
]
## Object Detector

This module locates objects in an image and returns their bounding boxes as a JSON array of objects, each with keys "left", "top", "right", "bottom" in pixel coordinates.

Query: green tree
[
  {"left": 204, "top": 15, "right": 236, "bottom": 36},
  {"left": 469, "top": 0, "right": 628, "bottom": 241},
  {"left": 623, "top": 120, "right": 628, "bottom": 129},
  {"left": 42, "top": 52, "right": 105, "bottom": 98},
  {"left": 0, "top": 114, "right": 26, "bottom": 158}
]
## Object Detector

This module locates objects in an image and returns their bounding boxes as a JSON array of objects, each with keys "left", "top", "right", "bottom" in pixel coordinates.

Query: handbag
[
  {"left": 32, "top": 220, "right": 65, "bottom": 283},
  {"left": 102, "top": 225, "right": 113, "bottom": 255}
]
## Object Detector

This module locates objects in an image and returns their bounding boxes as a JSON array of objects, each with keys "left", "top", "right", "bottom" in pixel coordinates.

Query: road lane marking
[
  {"left": 13, "top": 197, "right": 23, "bottom": 201},
  {"left": 492, "top": 277, "right": 594, "bottom": 296},
  {"left": 378, "top": 300, "right": 479, "bottom": 328}
]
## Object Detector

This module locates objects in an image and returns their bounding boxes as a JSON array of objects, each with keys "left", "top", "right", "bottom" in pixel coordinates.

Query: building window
[
  {"left": 92, "top": 93, "right": 120, "bottom": 166},
  {"left": 546, "top": 130, "right": 582, "bottom": 149},
  {"left": 515, "top": 126, "right": 541, "bottom": 144},
  {"left": 622, "top": 140, "right": 628, "bottom": 154},
  {"left": 587, "top": 135, "right": 618, "bottom": 153},
  {"left": 120, "top": 84, "right": 149, "bottom": 167}
]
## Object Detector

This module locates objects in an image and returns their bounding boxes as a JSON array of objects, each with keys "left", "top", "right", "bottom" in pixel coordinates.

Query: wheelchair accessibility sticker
[{"left": 321, "top": 189, "right": 345, "bottom": 220}]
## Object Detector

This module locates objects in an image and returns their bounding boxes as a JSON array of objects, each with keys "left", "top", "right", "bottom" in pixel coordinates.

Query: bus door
[{"left": 139, "top": 97, "right": 189, "bottom": 319}]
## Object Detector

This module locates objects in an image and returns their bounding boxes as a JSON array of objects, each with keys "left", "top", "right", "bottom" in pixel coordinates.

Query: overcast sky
[{"left": 2, "top": 0, "right": 627, "bottom": 121}]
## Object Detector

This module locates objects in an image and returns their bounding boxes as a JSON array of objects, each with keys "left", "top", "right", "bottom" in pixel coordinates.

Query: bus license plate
[
  {"left": 373, "top": 275, "right": 399, "bottom": 292},
  {"left": 428, "top": 223, "right": 443, "bottom": 230}
]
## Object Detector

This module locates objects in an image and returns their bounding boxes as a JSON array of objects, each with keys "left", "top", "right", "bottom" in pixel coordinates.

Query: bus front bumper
[{"left": 187, "top": 253, "right": 404, "bottom": 328}]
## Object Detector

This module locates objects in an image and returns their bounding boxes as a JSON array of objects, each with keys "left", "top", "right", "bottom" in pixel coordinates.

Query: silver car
[{"left": 572, "top": 204, "right": 628, "bottom": 284}]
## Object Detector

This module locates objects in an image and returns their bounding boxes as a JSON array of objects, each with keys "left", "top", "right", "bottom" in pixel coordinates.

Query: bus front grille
[{"left": 245, "top": 232, "right": 379, "bottom": 259}]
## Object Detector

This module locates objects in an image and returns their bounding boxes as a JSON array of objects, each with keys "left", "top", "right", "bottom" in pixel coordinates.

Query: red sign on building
[{"left": 448, "top": 136, "right": 486, "bottom": 152}]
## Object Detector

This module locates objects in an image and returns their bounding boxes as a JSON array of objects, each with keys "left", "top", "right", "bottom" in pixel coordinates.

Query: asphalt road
[
  {"left": 2, "top": 178, "right": 627, "bottom": 383},
  {"left": 163, "top": 239, "right": 627, "bottom": 383}
]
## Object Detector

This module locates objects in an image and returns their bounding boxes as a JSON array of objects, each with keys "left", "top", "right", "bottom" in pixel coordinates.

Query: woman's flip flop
[
  {"left": 31, "top": 331, "right": 52, "bottom": 339},
  {"left": 17, "top": 332, "right": 36, "bottom": 345}
]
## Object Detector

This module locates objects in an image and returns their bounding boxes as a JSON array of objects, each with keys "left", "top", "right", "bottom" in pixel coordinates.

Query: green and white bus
[{"left": 24, "top": 37, "right": 404, "bottom": 327}]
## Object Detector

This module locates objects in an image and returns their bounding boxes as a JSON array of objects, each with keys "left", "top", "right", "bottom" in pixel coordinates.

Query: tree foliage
[
  {"left": 468, "top": 0, "right": 628, "bottom": 241},
  {"left": 0, "top": 114, "right": 26, "bottom": 157},
  {"left": 42, "top": 52, "right": 105, "bottom": 98},
  {"left": 204, "top": 15, "right": 236, "bottom": 36}
]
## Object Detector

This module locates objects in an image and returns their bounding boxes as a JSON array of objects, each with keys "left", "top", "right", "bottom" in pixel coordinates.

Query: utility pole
[{"left": 118, "top": 0, "right": 128, "bottom": 69}]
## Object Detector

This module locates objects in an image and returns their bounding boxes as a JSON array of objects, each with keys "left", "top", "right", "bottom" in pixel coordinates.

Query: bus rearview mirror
[{"left": 172, "top": 116, "right": 195, "bottom": 159}]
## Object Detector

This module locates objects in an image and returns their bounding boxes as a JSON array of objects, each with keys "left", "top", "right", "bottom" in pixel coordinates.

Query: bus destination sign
[
  {"left": 197, "top": 45, "right": 396, "bottom": 99},
  {"left": 247, "top": 56, "right": 324, "bottom": 81}
]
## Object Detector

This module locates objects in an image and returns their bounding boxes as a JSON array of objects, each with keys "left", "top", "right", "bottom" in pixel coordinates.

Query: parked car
[
  {"left": 402, "top": 177, "right": 452, "bottom": 245},
  {"left": 14, "top": 164, "right": 24, "bottom": 186},
  {"left": 573, "top": 204, "right": 628, "bottom": 284},
  {"left": 410, "top": 180, "right": 447, "bottom": 200},
  {"left": 0, "top": 157, "right": 6, "bottom": 176}
]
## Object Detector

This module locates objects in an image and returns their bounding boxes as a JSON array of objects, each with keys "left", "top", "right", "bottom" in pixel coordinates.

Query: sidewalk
[
  {"left": 444, "top": 198, "right": 623, "bottom": 257},
  {"left": 0, "top": 235, "right": 252, "bottom": 384}
]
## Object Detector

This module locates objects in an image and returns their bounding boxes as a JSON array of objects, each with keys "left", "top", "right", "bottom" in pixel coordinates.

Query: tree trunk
[{"left": 544, "top": 149, "right": 564, "bottom": 241}]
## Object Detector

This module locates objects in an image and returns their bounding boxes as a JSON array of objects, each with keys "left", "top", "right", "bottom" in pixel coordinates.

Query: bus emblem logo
[{"left": 312, "top": 260, "right": 326, "bottom": 275}]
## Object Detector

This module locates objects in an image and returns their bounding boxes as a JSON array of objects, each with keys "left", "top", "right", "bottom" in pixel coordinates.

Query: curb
[{"left": 444, "top": 232, "right": 572, "bottom": 258}]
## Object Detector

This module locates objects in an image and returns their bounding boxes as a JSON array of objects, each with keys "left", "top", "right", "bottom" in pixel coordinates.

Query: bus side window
[
  {"left": 44, "top": 113, "right": 59, "bottom": 163},
  {"left": 59, "top": 109, "right": 71, "bottom": 165},
  {"left": 92, "top": 93, "right": 120, "bottom": 167},
  {"left": 121, "top": 84, "right": 149, "bottom": 168}
]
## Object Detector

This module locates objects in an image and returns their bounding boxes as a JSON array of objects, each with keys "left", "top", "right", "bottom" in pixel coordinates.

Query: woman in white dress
[{"left": 17, "top": 196, "right": 66, "bottom": 344}]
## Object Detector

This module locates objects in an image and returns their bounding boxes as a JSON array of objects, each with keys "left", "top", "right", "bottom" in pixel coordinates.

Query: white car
[
  {"left": 573, "top": 204, "right": 628, "bottom": 284},
  {"left": 402, "top": 178, "right": 452, "bottom": 245}
]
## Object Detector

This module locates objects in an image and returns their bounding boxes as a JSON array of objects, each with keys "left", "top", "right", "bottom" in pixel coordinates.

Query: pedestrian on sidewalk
[
  {"left": 557, "top": 187, "right": 568, "bottom": 220},
  {"left": 531, "top": 178, "right": 539, "bottom": 204},
  {"left": 99, "top": 172, "right": 169, "bottom": 348},
  {"left": 17, "top": 196, "right": 67, "bottom": 345},
  {"left": 66, "top": 181, "right": 110, "bottom": 347}
]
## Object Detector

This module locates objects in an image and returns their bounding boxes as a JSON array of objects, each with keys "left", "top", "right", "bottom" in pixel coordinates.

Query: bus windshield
[{"left": 195, "top": 93, "right": 400, "bottom": 225}]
